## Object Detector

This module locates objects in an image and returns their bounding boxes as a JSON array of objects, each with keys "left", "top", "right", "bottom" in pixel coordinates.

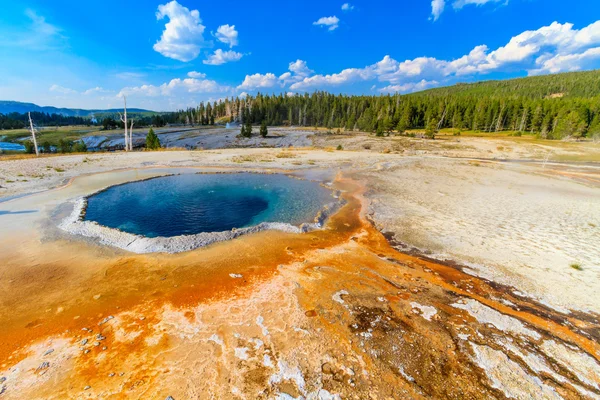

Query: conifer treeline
[
  {"left": 176, "top": 70, "right": 600, "bottom": 139},
  {"left": 0, "top": 112, "right": 90, "bottom": 130}
]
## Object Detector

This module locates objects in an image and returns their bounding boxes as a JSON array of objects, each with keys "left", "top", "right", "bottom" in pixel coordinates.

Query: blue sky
[{"left": 0, "top": 0, "right": 599, "bottom": 111}]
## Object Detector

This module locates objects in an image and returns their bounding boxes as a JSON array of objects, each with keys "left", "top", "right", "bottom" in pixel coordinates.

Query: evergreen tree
[
  {"left": 244, "top": 120, "right": 253, "bottom": 137},
  {"left": 425, "top": 119, "right": 437, "bottom": 139},
  {"left": 146, "top": 128, "right": 161, "bottom": 150},
  {"left": 260, "top": 121, "right": 268, "bottom": 138}
]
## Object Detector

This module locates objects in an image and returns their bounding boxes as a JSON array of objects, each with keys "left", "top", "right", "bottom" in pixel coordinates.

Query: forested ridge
[{"left": 181, "top": 69, "right": 600, "bottom": 140}]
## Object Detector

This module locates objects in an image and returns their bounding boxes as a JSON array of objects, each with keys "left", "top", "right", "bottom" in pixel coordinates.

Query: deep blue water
[{"left": 84, "top": 173, "right": 333, "bottom": 238}]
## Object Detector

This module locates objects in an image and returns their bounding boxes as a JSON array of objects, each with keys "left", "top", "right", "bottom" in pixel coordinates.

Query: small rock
[
  {"left": 84, "top": 386, "right": 91, "bottom": 390},
  {"left": 96, "top": 334, "right": 106, "bottom": 341},
  {"left": 166, "top": 396, "right": 175, "bottom": 400},
  {"left": 98, "top": 316, "right": 114, "bottom": 326},
  {"left": 322, "top": 362, "right": 335, "bottom": 375},
  {"left": 102, "top": 346, "right": 107, "bottom": 350},
  {"left": 36, "top": 362, "right": 50, "bottom": 371},
  {"left": 81, "top": 339, "right": 88, "bottom": 346},
  {"left": 84, "top": 350, "right": 90, "bottom": 354},
  {"left": 108, "top": 373, "right": 115, "bottom": 377},
  {"left": 139, "top": 316, "right": 146, "bottom": 321},
  {"left": 0, "top": 377, "right": 5, "bottom": 384},
  {"left": 43, "top": 349, "right": 54, "bottom": 356},
  {"left": 93, "top": 342, "right": 100, "bottom": 347}
]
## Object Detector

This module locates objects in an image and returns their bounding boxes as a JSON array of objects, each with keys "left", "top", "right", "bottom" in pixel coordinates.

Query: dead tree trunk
[
  {"left": 437, "top": 105, "right": 448, "bottom": 131},
  {"left": 519, "top": 108, "right": 528, "bottom": 132},
  {"left": 129, "top": 120, "right": 135, "bottom": 150},
  {"left": 28, "top": 112, "right": 39, "bottom": 157},
  {"left": 119, "top": 96, "right": 128, "bottom": 151},
  {"left": 495, "top": 105, "right": 505, "bottom": 132}
]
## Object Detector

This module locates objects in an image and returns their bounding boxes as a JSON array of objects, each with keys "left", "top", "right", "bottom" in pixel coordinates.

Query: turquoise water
[
  {"left": 0, "top": 142, "right": 25, "bottom": 151},
  {"left": 84, "top": 173, "right": 333, "bottom": 238}
]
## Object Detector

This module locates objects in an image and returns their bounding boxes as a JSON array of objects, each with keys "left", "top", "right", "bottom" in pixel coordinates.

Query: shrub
[
  {"left": 73, "top": 141, "right": 87, "bottom": 153},
  {"left": 336, "top": 144, "right": 343, "bottom": 150},
  {"left": 24, "top": 140, "right": 35, "bottom": 154}
]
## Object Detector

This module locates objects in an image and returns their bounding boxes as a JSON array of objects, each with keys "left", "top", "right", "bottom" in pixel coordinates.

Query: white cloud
[
  {"left": 203, "top": 49, "right": 244, "bottom": 65},
  {"left": 530, "top": 47, "right": 600, "bottom": 75},
  {"left": 290, "top": 67, "right": 374, "bottom": 90},
  {"left": 83, "top": 87, "right": 109, "bottom": 95},
  {"left": 341, "top": 3, "right": 354, "bottom": 11},
  {"left": 153, "top": 1, "right": 207, "bottom": 62},
  {"left": 215, "top": 24, "right": 239, "bottom": 47},
  {"left": 433, "top": 0, "right": 507, "bottom": 21},
  {"left": 237, "top": 73, "right": 279, "bottom": 90},
  {"left": 285, "top": 20, "right": 600, "bottom": 92},
  {"left": 187, "top": 71, "right": 206, "bottom": 78},
  {"left": 431, "top": 0, "right": 445, "bottom": 21},
  {"left": 119, "top": 77, "right": 230, "bottom": 98},
  {"left": 288, "top": 59, "right": 313, "bottom": 77},
  {"left": 378, "top": 80, "right": 440, "bottom": 93},
  {"left": 49, "top": 84, "right": 77, "bottom": 95},
  {"left": 453, "top": 0, "right": 506, "bottom": 9},
  {"left": 313, "top": 16, "right": 340, "bottom": 31}
]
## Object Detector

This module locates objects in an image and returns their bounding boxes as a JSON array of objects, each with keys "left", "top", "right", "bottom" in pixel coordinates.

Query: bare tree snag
[
  {"left": 119, "top": 96, "right": 128, "bottom": 151},
  {"left": 129, "top": 120, "right": 135, "bottom": 150},
  {"left": 28, "top": 112, "right": 39, "bottom": 157}
]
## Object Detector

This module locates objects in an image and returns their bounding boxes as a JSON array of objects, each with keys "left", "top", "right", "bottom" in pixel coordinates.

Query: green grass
[
  {"left": 1, "top": 125, "right": 104, "bottom": 147},
  {"left": 570, "top": 263, "right": 583, "bottom": 271}
]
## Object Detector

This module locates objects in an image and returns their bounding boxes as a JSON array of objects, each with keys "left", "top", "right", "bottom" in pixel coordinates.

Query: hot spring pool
[{"left": 83, "top": 173, "right": 334, "bottom": 238}]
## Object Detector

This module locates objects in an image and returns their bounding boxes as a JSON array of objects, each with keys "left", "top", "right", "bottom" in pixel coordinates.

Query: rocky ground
[{"left": 0, "top": 135, "right": 599, "bottom": 399}]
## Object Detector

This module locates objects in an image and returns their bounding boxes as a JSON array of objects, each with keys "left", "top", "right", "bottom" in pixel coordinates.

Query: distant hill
[
  {"left": 0, "top": 101, "right": 155, "bottom": 117},
  {"left": 410, "top": 69, "right": 600, "bottom": 99}
]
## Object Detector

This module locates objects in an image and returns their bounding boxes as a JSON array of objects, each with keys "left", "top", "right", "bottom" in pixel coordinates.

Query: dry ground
[{"left": 0, "top": 135, "right": 599, "bottom": 399}]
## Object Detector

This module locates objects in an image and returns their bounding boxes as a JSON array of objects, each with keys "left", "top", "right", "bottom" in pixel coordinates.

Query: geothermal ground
[{"left": 0, "top": 131, "right": 599, "bottom": 399}]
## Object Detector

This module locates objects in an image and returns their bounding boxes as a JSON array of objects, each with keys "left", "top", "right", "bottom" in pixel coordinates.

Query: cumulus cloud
[
  {"left": 378, "top": 80, "right": 440, "bottom": 93},
  {"left": 203, "top": 49, "right": 244, "bottom": 65},
  {"left": 237, "top": 73, "right": 279, "bottom": 90},
  {"left": 313, "top": 16, "right": 340, "bottom": 31},
  {"left": 341, "top": 3, "right": 354, "bottom": 11},
  {"left": 153, "top": 1, "right": 207, "bottom": 62},
  {"left": 430, "top": 0, "right": 445, "bottom": 21},
  {"left": 118, "top": 77, "right": 230, "bottom": 98},
  {"left": 286, "top": 20, "right": 600, "bottom": 91},
  {"left": 530, "top": 47, "right": 600, "bottom": 75},
  {"left": 288, "top": 59, "right": 313, "bottom": 77},
  {"left": 238, "top": 60, "right": 315, "bottom": 90},
  {"left": 215, "top": 24, "right": 239, "bottom": 47},
  {"left": 187, "top": 71, "right": 206, "bottom": 78}
]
